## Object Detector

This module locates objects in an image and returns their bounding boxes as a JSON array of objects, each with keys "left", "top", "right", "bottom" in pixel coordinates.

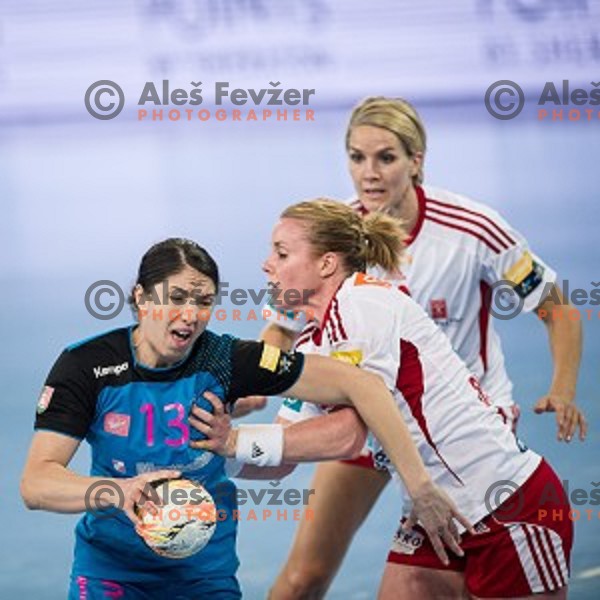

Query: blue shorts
[{"left": 69, "top": 573, "right": 241, "bottom": 599}]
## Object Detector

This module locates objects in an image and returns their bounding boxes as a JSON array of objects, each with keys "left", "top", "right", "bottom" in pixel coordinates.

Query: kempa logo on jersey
[
  {"left": 485, "top": 79, "right": 600, "bottom": 121},
  {"left": 84, "top": 80, "right": 316, "bottom": 122},
  {"left": 93, "top": 362, "right": 129, "bottom": 379}
]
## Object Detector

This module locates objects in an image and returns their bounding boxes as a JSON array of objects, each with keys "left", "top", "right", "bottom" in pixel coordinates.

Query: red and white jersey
[
  {"left": 268, "top": 186, "right": 556, "bottom": 412},
  {"left": 279, "top": 273, "right": 541, "bottom": 527}
]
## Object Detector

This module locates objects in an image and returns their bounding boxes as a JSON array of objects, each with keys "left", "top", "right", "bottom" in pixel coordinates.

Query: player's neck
[
  {"left": 386, "top": 185, "right": 420, "bottom": 234},
  {"left": 306, "top": 273, "right": 347, "bottom": 325}
]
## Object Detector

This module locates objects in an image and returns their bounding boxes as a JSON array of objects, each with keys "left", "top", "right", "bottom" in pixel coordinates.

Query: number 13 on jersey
[{"left": 140, "top": 402, "right": 190, "bottom": 447}]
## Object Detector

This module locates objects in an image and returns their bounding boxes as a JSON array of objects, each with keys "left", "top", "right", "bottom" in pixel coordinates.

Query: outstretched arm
[
  {"left": 193, "top": 351, "right": 475, "bottom": 564},
  {"left": 534, "top": 284, "right": 587, "bottom": 442},
  {"left": 191, "top": 397, "right": 367, "bottom": 479},
  {"left": 280, "top": 355, "right": 438, "bottom": 500},
  {"left": 274, "top": 354, "right": 476, "bottom": 563}
]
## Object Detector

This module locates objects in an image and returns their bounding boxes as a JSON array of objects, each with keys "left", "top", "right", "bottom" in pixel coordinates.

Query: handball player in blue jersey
[{"left": 20, "top": 238, "right": 469, "bottom": 599}]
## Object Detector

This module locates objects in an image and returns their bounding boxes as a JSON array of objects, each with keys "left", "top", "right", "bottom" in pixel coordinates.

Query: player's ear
[
  {"left": 319, "top": 252, "right": 340, "bottom": 278},
  {"left": 410, "top": 151, "right": 424, "bottom": 180}
]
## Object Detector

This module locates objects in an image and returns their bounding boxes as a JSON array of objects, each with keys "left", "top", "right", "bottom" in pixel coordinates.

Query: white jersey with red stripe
[
  {"left": 269, "top": 185, "right": 556, "bottom": 417},
  {"left": 279, "top": 273, "right": 541, "bottom": 527}
]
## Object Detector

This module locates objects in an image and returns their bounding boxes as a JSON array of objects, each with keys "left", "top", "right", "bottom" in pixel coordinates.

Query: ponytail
[{"left": 281, "top": 199, "right": 406, "bottom": 274}]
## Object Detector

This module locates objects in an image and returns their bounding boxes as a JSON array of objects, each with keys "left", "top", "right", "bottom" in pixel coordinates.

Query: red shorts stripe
[
  {"left": 538, "top": 525, "right": 564, "bottom": 590},
  {"left": 544, "top": 528, "right": 566, "bottom": 588},
  {"left": 524, "top": 524, "right": 553, "bottom": 591}
]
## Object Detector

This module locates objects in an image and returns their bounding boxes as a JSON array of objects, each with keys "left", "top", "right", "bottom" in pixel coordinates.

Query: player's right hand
[
  {"left": 116, "top": 470, "right": 181, "bottom": 525},
  {"left": 533, "top": 394, "right": 587, "bottom": 442}
]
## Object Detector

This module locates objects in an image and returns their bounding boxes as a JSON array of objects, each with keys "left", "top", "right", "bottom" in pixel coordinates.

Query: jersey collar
[
  {"left": 404, "top": 185, "right": 426, "bottom": 247},
  {"left": 309, "top": 276, "right": 352, "bottom": 346},
  {"left": 128, "top": 325, "right": 195, "bottom": 374}
]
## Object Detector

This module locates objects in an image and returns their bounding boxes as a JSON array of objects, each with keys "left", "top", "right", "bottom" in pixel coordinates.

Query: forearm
[
  {"left": 540, "top": 300, "right": 582, "bottom": 399},
  {"left": 547, "top": 314, "right": 581, "bottom": 399},
  {"left": 281, "top": 410, "right": 366, "bottom": 462},
  {"left": 21, "top": 462, "right": 116, "bottom": 513},
  {"left": 282, "top": 354, "right": 432, "bottom": 496},
  {"left": 346, "top": 374, "right": 431, "bottom": 498},
  {"left": 236, "top": 464, "right": 297, "bottom": 480},
  {"left": 226, "top": 409, "right": 366, "bottom": 467}
]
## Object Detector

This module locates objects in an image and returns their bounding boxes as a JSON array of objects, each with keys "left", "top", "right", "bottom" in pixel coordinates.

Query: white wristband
[{"left": 235, "top": 424, "right": 284, "bottom": 467}]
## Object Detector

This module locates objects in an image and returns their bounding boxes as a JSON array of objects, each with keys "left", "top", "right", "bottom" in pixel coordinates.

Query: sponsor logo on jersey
[
  {"left": 136, "top": 452, "right": 214, "bottom": 475},
  {"left": 282, "top": 397, "right": 303, "bottom": 413},
  {"left": 373, "top": 448, "right": 392, "bottom": 472},
  {"left": 259, "top": 344, "right": 281, "bottom": 372},
  {"left": 473, "top": 520, "right": 491, "bottom": 535},
  {"left": 36, "top": 386, "right": 55, "bottom": 414},
  {"left": 330, "top": 349, "right": 363, "bottom": 366},
  {"left": 111, "top": 459, "right": 127, "bottom": 474},
  {"left": 392, "top": 525, "right": 425, "bottom": 555},
  {"left": 429, "top": 298, "right": 448, "bottom": 321},
  {"left": 93, "top": 361, "right": 129, "bottom": 379},
  {"left": 104, "top": 412, "right": 131, "bottom": 437},
  {"left": 354, "top": 273, "right": 392, "bottom": 288}
]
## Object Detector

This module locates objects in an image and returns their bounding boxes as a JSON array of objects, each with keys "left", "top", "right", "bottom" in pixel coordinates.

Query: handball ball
[{"left": 135, "top": 478, "right": 217, "bottom": 559}]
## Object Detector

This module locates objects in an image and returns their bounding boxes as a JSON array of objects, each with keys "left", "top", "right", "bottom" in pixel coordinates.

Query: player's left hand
[
  {"left": 189, "top": 391, "right": 234, "bottom": 455},
  {"left": 404, "top": 480, "right": 475, "bottom": 566},
  {"left": 534, "top": 394, "right": 587, "bottom": 442}
]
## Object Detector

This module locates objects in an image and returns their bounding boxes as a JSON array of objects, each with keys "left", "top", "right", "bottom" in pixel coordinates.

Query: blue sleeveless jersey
[{"left": 35, "top": 326, "right": 303, "bottom": 582}]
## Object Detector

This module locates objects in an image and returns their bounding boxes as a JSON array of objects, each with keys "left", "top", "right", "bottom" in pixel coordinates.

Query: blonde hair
[
  {"left": 346, "top": 96, "right": 427, "bottom": 185},
  {"left": 281, "top": 199, "right": 407, "bottom": 274}
]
